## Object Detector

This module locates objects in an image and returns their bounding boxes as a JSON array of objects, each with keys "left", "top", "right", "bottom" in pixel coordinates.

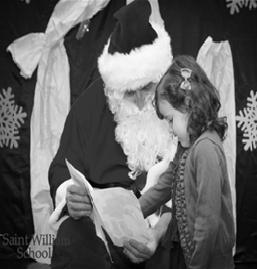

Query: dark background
[{"left": 0, "top": 0, "right": 256, "bottom": 267}]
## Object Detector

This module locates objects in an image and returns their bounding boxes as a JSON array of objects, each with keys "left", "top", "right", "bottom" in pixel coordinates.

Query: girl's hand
[
  {"left": 66, "top": 184, "right": 93, "bottom": 220},
  {"left": 123, "top": 230, "right": 158, "bottom": 264}
]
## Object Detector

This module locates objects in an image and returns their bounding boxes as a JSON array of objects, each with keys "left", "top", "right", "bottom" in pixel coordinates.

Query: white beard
[{"left": 105, "top": 88, "right": 176, "bottom": 180}]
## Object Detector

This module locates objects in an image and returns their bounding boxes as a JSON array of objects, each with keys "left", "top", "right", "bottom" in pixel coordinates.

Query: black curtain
[
  {"left": 0, "top": 0, "right": 58, "bottom": 263},
  {"left": 65, "top": 0, "right": 126, "bottom": 104}
]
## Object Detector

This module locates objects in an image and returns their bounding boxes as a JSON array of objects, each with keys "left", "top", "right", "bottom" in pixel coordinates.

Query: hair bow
[{"left": 180, "top": 68, "right": 192, "bottom": 90}]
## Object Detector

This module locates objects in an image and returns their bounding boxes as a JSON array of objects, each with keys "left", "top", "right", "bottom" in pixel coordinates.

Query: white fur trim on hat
[{"left": 98, "top": 23, "right": 172, "bottom": 92}]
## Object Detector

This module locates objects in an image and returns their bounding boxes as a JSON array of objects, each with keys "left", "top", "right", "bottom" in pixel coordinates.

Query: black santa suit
[{"left": 49, "top": 77, "right": 145, "bottom": 269}]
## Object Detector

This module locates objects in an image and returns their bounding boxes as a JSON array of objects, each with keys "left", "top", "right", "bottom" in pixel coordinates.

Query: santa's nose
[{"left": 135, "top": 91, "right": 147, "bottom": 110}]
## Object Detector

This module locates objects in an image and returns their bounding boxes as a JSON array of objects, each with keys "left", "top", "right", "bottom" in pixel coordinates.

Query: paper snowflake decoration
[
  {"left": 0, "top": 87, "right": 27, "bottom": 149},
  {"left": 20, "top": 0, "right": 31, "bottom": 4},
  {"left": 226, "top": 0, "right": 257, "bottom": 15},
  {"left": 236, "top": 90, "right": 257, "bottom": 151}
]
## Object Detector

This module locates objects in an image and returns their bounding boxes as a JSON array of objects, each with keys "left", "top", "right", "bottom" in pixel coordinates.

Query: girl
[{"left": 123, "top": 55, "right": 235, "bottom": 269}]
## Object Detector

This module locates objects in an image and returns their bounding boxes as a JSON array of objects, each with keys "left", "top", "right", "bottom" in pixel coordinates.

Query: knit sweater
[{"left": 140, "top": 131, "right": 235, "bottom": 269}]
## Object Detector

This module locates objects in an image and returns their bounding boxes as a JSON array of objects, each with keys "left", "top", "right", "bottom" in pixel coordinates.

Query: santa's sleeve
[
  {"left": 48, "top": 79, "right": 105, "bottom": 228},
  {"left": 48, "top": 102, "right": 88, "bottom": 214}
]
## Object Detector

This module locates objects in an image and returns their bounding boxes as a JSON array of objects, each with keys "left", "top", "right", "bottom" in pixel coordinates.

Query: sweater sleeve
[
  {"left": 189, "top": 139, "right": 223, "bottom": 269},
  {"left": 139, "top": 162, "right": 173, "bottom": 217}
]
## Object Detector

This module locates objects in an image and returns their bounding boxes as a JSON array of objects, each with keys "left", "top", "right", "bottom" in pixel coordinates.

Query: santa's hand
[
  {"left": 123, "top": 232, "right": 158, "bottom": 263},
  {"left": 66, "top": 184, "right": 92, "bottom": 220}
]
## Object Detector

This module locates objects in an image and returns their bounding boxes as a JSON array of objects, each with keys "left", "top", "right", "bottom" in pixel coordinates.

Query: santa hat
[{"left": 98, "top": 0, "right": 172, "bottom": 92}]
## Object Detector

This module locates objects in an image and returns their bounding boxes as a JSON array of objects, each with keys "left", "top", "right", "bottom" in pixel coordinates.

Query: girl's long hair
[{"left": 156, "top": 55, "right": 228, "bottom": 143}]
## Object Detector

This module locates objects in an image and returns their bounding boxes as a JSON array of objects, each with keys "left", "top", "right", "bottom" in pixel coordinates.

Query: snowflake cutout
[
  {"left": 226, "top": 0, "right": 257, "bottom": 15},
  {"left": 0, "top": 87, "right": 27, "bottom": 149},
  {"left": 236, "top": 90, "right": 257, "bottom": 151},
  {"left": 20, "top": 0, "right": 31, "bottom": 4}
]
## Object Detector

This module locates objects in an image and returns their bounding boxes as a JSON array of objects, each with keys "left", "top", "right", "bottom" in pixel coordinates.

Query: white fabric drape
[
  {"left": 8, "top": 0, "right": 110, "bottom": 263},
  {"left": 197, "top": 36, "right": 237, "bottom": 233}
]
